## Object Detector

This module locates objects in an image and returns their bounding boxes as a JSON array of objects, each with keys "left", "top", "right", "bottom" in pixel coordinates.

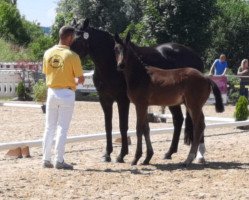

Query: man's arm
[
  {"left": 222, "top": 68, "right": 227, "bottom": 76},
  {"left": 209, "top": 63, "right": 215, "bottom": 75}
]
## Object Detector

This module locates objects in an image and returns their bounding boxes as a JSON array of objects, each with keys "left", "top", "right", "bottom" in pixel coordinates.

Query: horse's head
[
  {"left": 114, "top": 32, "right": 131, "bottom": 71},
  {"left": 70, "top": 18, "right": 91, "bottom": 58}
]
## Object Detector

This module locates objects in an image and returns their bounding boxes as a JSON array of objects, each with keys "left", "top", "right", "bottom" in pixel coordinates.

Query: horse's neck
[
  {"left": 135, "top": 45, "right": 173, "bottom": 68},
  {"left": 125, "top": 50, "right": 149, "bottom": 89},
  {"left": 88, "top": 32, "right": 118, "bottom": 76}
]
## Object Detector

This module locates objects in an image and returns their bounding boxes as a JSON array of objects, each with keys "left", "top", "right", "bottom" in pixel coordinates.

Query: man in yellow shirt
[{"left": 42, "top": 25, "right": 84, "bottom": 170}]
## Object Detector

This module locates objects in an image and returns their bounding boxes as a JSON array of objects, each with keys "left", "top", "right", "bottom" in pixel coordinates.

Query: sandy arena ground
[{"left": 0, "top": 101, "right": 249, "bottom": 200}]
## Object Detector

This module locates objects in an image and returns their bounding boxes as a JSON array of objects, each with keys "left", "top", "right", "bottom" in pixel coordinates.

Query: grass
[{"left": 0, "top": 38, "right": 31, "bottom": 62}]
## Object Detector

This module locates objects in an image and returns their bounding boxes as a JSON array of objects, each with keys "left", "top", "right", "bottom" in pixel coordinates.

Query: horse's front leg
[
  {"left": 164, "top": 106, "right": 184, "bottom": 159},
  {"left": 100, "top": 97, "right": 114, "bottom": 162},
  {"left": 116, "top": 97, "right": 130, "bottom": 163},
  {"left": 131, "top": 105, "right": 148, "bottom": 165}
]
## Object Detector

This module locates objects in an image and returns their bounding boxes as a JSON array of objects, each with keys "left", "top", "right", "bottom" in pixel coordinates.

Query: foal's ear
[
  {"left": 125, "top": 31, "right": 131, "bottom": 44},
  {"left": 82, "top": 18, "right": 90, "bottom": 30},
  {"left": 114, "top": 33, "right": 123, "bottom": 45},
  {"left": 71, "top": 17, "right": 77, "bottom": 27}
]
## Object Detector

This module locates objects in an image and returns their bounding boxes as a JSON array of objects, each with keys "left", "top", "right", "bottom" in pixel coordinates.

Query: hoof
[
  {"left": 142, "top": 160, "right": 150, "bottom": 165},
  {"left": 182, "top": 160, "right": 192, "bottom": 168},
  {"left": 116, "top": 156, "right": 125, "bottom": 163},
  {"left": 164, "top": 153, "right": 172, "bottom": 160},
  {"left": 180, "top": 162, "right": 188, "bottom": 168},
  {"left": 131, "top": 160, "right": 138, "bottom": 166},
  {"left": 102, "top": 155, "right": 111, "bottom": 162},
  {"left": 196, "top": 158, "right": 206, "bottom": 164}
]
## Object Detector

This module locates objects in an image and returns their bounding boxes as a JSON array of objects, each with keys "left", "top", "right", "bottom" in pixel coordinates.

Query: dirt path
[{"left": 0, "top": 102, "right": 248, "bottom": 200}]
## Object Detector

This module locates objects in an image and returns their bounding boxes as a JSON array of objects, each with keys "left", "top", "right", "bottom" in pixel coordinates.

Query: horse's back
[
  {"left": 146, "top": 66, "right": 202, "bottom": 80},
  {"left": 155, "top": 43, "right": 204, "bottom": 72}
]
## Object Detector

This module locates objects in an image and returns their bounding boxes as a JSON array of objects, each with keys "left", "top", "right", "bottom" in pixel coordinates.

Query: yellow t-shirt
[{"left": 43, "top": 45, "right": 83, "bottom": 91}]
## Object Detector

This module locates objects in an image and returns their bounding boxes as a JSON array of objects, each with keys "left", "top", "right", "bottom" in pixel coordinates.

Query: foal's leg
[
  {"left": 185, "top": 111, "right": 206, "bottom": 163},
  {"left": 143, "top": 121, "right": 154, "bottom": 165},
  {"left": 196, "top": 135, "right": 206, "bottom": 164},
  {"left": 184, "top": 111, "right": 193, "bottom": 145},
  {"left": 164, "top": 106, "right": 184, "bottom": 159},
  {"left": 131, "top": 105, "right": 148, "bottom": 165},
  {"left": 100, "top": 97, "right": 114, "bottom": 162},
  {"left": 184, "top": 111, "right": 205, "bottom": 166},
  {"left": 116, "top": 97, "right": 130, "bottom": 163}
]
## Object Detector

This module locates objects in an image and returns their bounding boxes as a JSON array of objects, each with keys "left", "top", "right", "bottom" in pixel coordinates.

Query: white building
[
  {"left": 0, "top": 62, "right": 42, "bottom": 98},
  {"left": 0, "top": 70, "right": 22, "bottom": 98}
]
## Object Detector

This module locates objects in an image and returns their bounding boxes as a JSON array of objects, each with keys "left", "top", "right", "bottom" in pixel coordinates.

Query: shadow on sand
[{"left": 75, "top": 161, "right": 249, "bottom": 174}]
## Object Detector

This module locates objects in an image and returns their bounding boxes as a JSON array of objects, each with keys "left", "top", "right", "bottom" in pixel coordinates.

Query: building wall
[
  {"left": 0, "top": 70, "right": 22, "bottom": 98},
  {"left": 0, "top": 62, "right": 42, "bottom": 98}
]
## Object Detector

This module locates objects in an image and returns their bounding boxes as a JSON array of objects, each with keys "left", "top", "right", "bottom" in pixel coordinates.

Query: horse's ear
[
  {"left": 71, "top": 17, "right": 77, "bottom": 27},
  {"left": 114, "top": 32, "right": 123, "bottom": 45},
  {"left": 82, "top": 18, "right": 90, "bottom": 30},
  {"left": 125, "top": 31, "right": 131, "bottom": 44}
]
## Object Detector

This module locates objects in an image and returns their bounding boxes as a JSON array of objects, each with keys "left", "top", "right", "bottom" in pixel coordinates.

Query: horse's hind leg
[
  {"left": 184, "top": 111, "right": 205, "bottom": 167},
  {"left": 100, "top": 97, "right": 114, "bottom": 162},
  {"left": 164, "top": 106, "right": 184, "bottom": 159},
  {"left": 116, "top": 97, "right": 130, "bottom": 163},
  {"left": 196, "top": 135, "right": 206, "bottom": 164}
]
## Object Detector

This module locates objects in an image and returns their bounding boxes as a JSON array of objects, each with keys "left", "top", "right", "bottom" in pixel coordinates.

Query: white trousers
[{"left": 42, "top": 88, "right": 75, "bottom": 163}]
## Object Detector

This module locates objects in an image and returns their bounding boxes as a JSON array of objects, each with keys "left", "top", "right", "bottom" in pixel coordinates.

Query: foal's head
[
  {"left": 70, "top": 18, "right": 91, "bottom": 58},
  {"left": 114, "top": 32, "right": 133, "bottom": 71}
]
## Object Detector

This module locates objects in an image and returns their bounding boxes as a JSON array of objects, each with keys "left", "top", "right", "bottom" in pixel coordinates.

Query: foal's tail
[{"left": 209, "top": 79, "right": 225, "bottom": 113}]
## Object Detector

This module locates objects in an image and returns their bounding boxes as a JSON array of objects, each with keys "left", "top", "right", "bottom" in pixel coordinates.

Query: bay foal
[{"left": 114, "top": 33, "right": 224, "bottom": 166}]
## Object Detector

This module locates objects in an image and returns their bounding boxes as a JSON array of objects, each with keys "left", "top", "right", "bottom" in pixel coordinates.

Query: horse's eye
[{"left": 114, "top": 48, "right": 120, "bottom": 54}]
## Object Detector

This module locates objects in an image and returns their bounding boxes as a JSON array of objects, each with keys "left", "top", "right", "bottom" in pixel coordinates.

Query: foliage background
[{"left": 1, "top": 0, "right": 249, "bottom": 73}]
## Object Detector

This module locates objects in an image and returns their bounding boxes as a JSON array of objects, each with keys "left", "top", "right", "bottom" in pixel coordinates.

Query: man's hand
[{"left": 76, "top": 75, "right": 85, "bottom": 85}]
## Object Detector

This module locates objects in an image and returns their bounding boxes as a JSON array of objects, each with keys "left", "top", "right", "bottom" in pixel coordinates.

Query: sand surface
[{"left": 0, "top": 101, "right": 249, "bottom": 200}]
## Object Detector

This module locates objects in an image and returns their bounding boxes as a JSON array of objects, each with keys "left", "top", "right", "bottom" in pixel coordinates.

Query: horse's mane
[{"left": 88, "top": 26, "right": 115, "bottom": 49}]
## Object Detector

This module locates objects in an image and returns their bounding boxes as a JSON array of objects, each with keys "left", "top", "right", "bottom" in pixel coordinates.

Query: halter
[{"left": 74, "top": 28, "right": 90, "bottom": 50}]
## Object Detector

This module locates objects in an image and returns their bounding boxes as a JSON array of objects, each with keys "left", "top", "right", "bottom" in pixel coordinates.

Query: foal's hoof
[
  {"left": 180, "top": 162, "right": 189, "bottom": 168},
  {"left": 196, "top": 158, "right": 206, "bottom": 164},
  {"left": 182, "top": 160, "right": 193, "bottom": 168},
  {"left": 116, "top": 156, "right": 125, "bottom": 163},
  {"left": 164, "top": 153, "right": 172, "bottom": 160},
  {"left": 142, "top": 160, "right": 150, "bottom": 165},
  {"left": 131, "top": 160, "right": 138, "bottom": 166},
  {"left": 102, "top": 155, "right": 111, "bottom": 162}
]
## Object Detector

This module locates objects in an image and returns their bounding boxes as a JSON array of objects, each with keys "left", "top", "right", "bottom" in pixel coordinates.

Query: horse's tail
[{"left": 209, "top": 78, "right": 225, "bottom": 113}]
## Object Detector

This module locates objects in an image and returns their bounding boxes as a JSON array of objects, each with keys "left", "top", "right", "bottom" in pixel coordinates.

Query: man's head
[
  {"left": 59, "top": 25, "right": 75, "bottom": 46},
  {"left": 219, "top": 54, "right": 226, "bottom": 62}
]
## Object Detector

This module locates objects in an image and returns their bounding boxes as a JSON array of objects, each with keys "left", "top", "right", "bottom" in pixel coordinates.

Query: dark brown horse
[
  {"left": 70, "top": 18, "right": 204, "bottom": 163},
  {"left": 114, "top": 33, "right": 224, "bottom": 166}
]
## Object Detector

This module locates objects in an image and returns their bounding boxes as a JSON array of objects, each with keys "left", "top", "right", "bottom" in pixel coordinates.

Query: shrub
[
  {"left": 32, "top": 80, "right": 47, "bottom": 102},
  {"left": 16, "top": 81, "right": 26, "bottom": 100},
  {"left": 234, "top": 96, "right": 249, "bottom": 121}
]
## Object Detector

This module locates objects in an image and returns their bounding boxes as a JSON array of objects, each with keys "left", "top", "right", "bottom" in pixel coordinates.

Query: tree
[
  {"left": 0, "top": 1, "right": 30, "bottom": 45},
  {"left": 54, "top": 0, "right": 143, "bottom": 34},
  {"left": 128, "top": 0, "right": 217, "bottom": 56},
  {"left": 205, "top": 0, "right": 249, "bottom": 73},
  {"left": 28, "top": 35, "right": 53, "bottom": 60}
]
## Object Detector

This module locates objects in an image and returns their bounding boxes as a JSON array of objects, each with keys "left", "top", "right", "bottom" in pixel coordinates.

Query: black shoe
[
  {"left": 42, "top": 160, "right": 54, "bottom": 168},
  {"left": 55, "top": 161, "right": 73, "bottom": 170}
]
